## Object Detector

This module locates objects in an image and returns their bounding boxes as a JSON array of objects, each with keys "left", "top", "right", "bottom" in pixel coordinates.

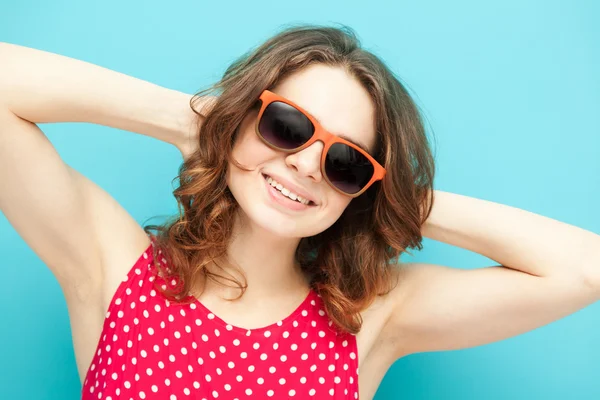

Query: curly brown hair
[{"left": 143, "top": 23, "right": 436, "bottom": 335}]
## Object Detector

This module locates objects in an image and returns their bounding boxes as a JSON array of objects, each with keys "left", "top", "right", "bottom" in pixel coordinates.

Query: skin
[{"left": 2, "top": 42, "right": 599, "bottom": 399}]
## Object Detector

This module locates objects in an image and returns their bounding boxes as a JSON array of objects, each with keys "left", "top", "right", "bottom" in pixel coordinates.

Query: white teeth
[{"left": 265, "top": 175, "right": 311, "bottom": 205}]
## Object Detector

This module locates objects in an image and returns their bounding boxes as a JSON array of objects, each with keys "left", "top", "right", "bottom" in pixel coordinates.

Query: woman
[{"left": 0, "top": 24, "right": 598, "bottom": 399}]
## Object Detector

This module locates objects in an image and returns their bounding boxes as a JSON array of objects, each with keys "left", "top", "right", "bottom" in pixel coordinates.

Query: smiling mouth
[{"left": 262, "top": 173, "right": 317, "bottom": 206}]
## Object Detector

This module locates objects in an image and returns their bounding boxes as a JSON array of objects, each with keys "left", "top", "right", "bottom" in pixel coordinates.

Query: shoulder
[{"left": 358, "top": 262, "right": 431, "bottom": 358}]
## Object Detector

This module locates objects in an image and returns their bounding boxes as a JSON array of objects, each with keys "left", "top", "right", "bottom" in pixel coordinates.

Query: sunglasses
[{"left": 255, "top": 90, "right": 386, "bottom": 197}]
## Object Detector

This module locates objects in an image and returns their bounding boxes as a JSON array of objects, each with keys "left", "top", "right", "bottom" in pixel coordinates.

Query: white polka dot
[
  {"left": 228, "top": 361, "right": 235, "bottom": 368},
  {"left": 279, "top": 378, "right": 286, "bottom": 385},
  {"left": 111, "top": 372, "right": 118, "bottom": 380},
  {"left": 267, "top": 390, "right": 274, "bottom": 397},
  {"left": 329, "top": 388, "right": 335, "bottom": 395},
  {"left": 301, "top": 354, "right": 308, "bottom": 360},
  {"left": 202, "top": 334, "right": 209, "bottom": 342},
  {"left": 212, "top": 390, "right": 218, "bottom": 398},
  {"left": 248, "top": 365, "right": 255, "bottom": 372},
  {"left": 174, "top": 331, "right": 181, "bottom": 339},
  {"left": 154, "top": 304, "right": 161, "bottom": 312},
  {"left": 342, "top": 340, "right": 348, "bottom": 347},
  {"left": 216, "top": 368, "right": 222, "bottom": 375},
  {"left": 146, "top": 368, "right": 153, "bottom": 376},
  {"left": 181, "top": 347, "right": 188, "bottom": 355},
  {"left": 300, "top": 377, "right": 307, "bottom": 384},
  {"left": 329, "top": 364, "right": 335, "bottom": 371},
  {"left": 318, "top": 331, "right": 325, "bottom": 337},
  {"left": 205, "top": 374, "right": 211, "bottom": 382},
  {"left": 224, "top": 384, "right": 231, "bottom": 391},
  {"left": 165, "top": 378, "right": 171, "bottom": 386},
  {"left": 233, "top": 339, "right": 240, "bottom": 346},
  {"left": 310, "top": 365, "right": 317, "bottom": 372},
  {"left": 219, "top": 346, "right": 226, "bottom": 353},
  {"left": 140, "top": 350, "right": 147, "bottom": 358},
  {"left": 236, "top": 375, "right": 243, "bottom": 382},
  {"left": 269, "top": 366, "right": 276, "bottom": 373},
  {"left": 289, "top": 389, "right": 296, "bottom": 396},
  {"left": 290, "top": 366, "right": 297, "bottom": 373},
  {"left": 153, "top": 344, "right": 160, "bottom": 352},
  {"left": 257, "top": 377, "right": 264, "bottom": 384},
  {"left": 240, "top": 352, "right": 247, "bottom": 359},
  {"left": 301, "top": 332, "right": 308, "bottom": 339},
  {"left": 319, "top": 377, "right": 325, "bottom": 384},
  {"left": 264, "top": 330, "right": 271, "bottom": 337},
  {"left": 245, "top": 389, "right": 252, "bottom": 395},
  {"left": 185, "top": 325, "right": 192, "bottom": 333},
  {"left": 260, "top": 353, "right": 267, "bottom": 360},
  {"left": 139, "top": 391, "right": 146, "bottom": 399},
  {"left": 253, "top": 343, "right": 260, "bottom": 350},
  {"left": 148, "top": 327, "right": 154, "bottom": 335},
  {"left": 176, "top": 370, "right": 183, "bottom": 378},
  {"left": 184, "top": 388, "right": 190, "bottom": 395},
  {"left": 309, "top": 388, "right": 315, "bottom": 395},
  {"left": 209, "top": 351, "right": 216, "bottom": 359},
  {"left": 280, "top": 355, "right": 287, "bottom": 362},
  {"left": 195, "top": 319, "right": 202, "bottom": 326},
  {"left": 291, "top": 344, "right": 298, "bottom": 351},
  {"left": 140, "top": 295, "right": 147, "bottom": 302},
  {"left": 334, "top": 376, "right": 341, "bottom": 384}
]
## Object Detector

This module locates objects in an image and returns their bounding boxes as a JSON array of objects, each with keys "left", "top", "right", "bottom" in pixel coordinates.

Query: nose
[{"left": 284, "top": 140, "right": 324, "bottom": 183}]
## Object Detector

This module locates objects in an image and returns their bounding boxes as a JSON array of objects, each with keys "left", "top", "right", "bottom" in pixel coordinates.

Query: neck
[{"left": 201, "top": 210, "right": 311, "bottom": 302}]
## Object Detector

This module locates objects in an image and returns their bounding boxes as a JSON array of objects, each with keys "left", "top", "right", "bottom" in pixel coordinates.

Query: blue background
[{"left": 1, "top": 0, "right": 599, "bottom": 398}]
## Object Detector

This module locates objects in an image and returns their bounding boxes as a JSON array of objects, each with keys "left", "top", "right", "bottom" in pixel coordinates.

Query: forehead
[{"left": 271, "top": 64, "right": 377, "bottom": 153}]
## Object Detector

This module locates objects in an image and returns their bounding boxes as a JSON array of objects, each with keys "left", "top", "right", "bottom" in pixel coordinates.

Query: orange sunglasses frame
[{"left": 255, "top": 90, "right": 386, "bottom": 198}]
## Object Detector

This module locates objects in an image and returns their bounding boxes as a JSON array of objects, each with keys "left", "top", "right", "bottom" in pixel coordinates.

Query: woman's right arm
[
  {"left": 0, "top": 42, "right": 204, "bottom": 299},
  {"left": 0, "top": 42, "right": 201, "bottom": 153}
]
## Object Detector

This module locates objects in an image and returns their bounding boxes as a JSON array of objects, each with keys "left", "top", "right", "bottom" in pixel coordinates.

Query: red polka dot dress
[{"left": 81, "top": 238, "right": 360, "bottom": 399}]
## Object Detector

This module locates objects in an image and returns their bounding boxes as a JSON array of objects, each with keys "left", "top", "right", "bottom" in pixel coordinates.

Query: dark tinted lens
[
  {"left": 325, "top": 143, "right": 374, "bottom": 194},
  {"left": 258, "top": 101, "right": 314, "bottom": 149}
]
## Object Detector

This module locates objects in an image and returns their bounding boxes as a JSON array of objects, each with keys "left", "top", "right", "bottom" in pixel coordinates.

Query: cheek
[{"left": 232, "top": 120, "right": 273, "bottom": 166}]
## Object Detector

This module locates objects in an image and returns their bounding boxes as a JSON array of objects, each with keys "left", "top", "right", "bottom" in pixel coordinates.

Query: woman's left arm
[{"left": 385, "top": 190, "right": 600, "bottom": 357}]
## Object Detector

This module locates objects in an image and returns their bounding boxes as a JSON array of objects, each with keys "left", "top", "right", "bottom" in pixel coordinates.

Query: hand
[{"left": 177, "top": 95, "right": 218, "bottom": 161}]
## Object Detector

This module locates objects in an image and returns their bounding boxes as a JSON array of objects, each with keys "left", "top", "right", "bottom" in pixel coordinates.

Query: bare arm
[
  {"left": 385, "top": 190, "right": 600, "bottom": 356},
  {"left": 0, "top": 42, "right": 207, "bottom": 295},
  {"left": 0, "top": 42, "right": 202, "bottom": 155}
]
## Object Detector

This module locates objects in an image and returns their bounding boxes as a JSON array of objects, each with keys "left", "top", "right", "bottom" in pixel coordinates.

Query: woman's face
[{"left": 227, "top": 63, "right": 377, "bottom": 238}]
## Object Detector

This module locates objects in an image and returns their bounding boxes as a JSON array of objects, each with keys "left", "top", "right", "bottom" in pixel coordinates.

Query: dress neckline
[{"left": 191, "top": 289, "right": 318, "bottom": 336}]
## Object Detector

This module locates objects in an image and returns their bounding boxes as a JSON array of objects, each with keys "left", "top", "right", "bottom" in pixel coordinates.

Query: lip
[
  {"left": 261, "top": 172, "right": 318, "bottom": 205},
  {"left": 264, "top": 177, "right": 313, "bottom": 211}
]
